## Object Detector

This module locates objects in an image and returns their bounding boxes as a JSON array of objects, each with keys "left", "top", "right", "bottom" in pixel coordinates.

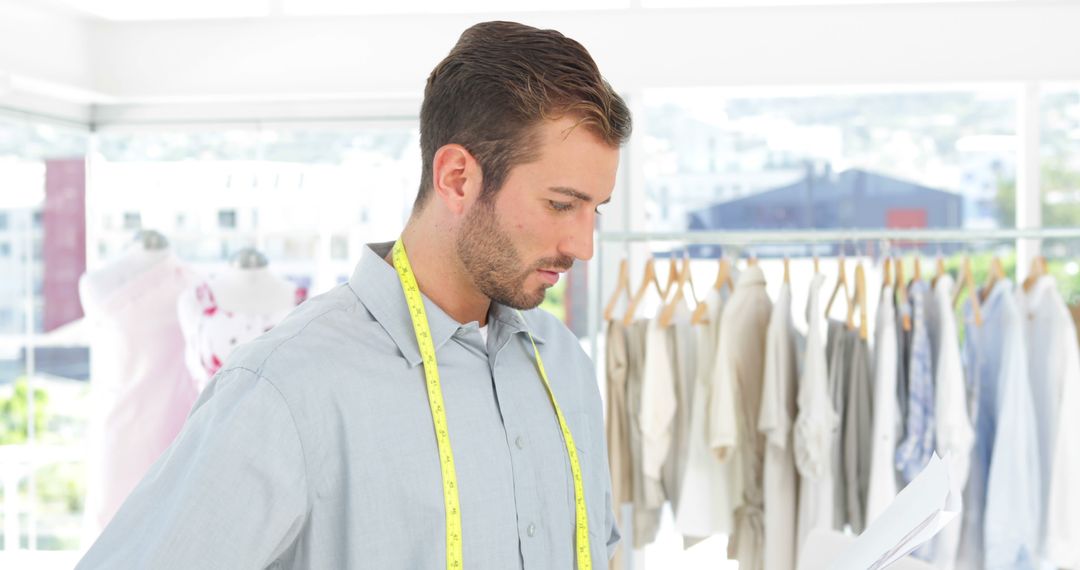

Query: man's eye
[
  {"left": 549, "top": 200, "right": 573, "bottom": 212},
  {"left": 594, "top": 206, "right": 604, "bottom": 216}
]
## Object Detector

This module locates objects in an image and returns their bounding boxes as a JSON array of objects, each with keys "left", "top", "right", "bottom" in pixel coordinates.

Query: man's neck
[{"left": 385, "top": 224, "right": 492, "bottom": 326}]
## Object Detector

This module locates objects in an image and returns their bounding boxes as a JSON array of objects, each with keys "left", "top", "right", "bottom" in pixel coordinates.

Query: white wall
[
  {"left": 2, "top": 1, "right": 1080, "bottom": 123},
  {"left": 88, "top": 2, "right": 1080, "bottom": 96},
  {"left": 0, "top": 1, "right": 96, "bottom": 123}
]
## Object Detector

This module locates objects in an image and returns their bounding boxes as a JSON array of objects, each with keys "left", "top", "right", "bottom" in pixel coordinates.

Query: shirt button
[
  {"left": 515, "top": 436, "right": 525, "bottom": 450},
  {"left": 527, "top": 523, "right": 536, "bottom": 537}
]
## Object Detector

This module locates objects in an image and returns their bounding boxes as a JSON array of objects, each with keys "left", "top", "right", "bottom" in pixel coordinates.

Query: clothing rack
[
  {"left": 597, "top": 227, "right": 1080, "bottom": 245},
  {"left": 586, "top": 226, "right": 1080, "bottom": 570}
]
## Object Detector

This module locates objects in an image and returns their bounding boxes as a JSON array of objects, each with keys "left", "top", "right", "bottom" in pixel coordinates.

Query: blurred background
[{"left": 1, "top": 1, "right": 1079, "bottom": 568}]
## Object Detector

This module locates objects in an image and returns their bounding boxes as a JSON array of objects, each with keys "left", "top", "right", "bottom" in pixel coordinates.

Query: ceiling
[{"left": 16, "top": 0, "right": 1026, "bottom": 22}]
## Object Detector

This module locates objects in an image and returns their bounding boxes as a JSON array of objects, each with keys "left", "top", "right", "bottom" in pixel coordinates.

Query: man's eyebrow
[{"left": 550, "top": 186, "right": 610, "bottom": 205}]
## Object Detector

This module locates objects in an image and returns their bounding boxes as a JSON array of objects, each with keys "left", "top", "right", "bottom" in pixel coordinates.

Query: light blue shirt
[
  {"left": 77, "top": 241, "right": 618, "bottom": 569},
  {"left": 956, "top": 280, "right": 1041, "bottom": 570}
]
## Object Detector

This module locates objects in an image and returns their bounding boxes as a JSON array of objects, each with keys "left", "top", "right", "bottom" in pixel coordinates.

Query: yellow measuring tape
[{"left": 391, "top": 238, "right": 591, "bottom": 570}]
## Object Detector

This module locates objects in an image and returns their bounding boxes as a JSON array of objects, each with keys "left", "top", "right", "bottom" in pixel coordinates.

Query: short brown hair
[{"left": 413, "top": 21, "right": 632, "bottom": 212}]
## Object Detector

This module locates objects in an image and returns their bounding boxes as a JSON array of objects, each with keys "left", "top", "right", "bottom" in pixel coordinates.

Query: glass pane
[
  {"left": 1040, "top": 84, "right": 1080, "bottom": 303},
  {"left": 0, "top": 115, "right": 90, "bottom": 556},
  {"left": 643, "top": 86, "right": 1017, "bottom": 239},
  {"left": 93, "top": 125, "right": 420, "bottom": 292}
]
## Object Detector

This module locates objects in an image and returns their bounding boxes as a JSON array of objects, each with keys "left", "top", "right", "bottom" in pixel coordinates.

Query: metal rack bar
[{"left": 598, "top": 227, "right": 1080, "bottom": 244}]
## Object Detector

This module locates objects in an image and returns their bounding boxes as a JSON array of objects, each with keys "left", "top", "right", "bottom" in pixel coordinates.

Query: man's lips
[{"left": 537, "top": 269, "right": 563, "bottom": 285}]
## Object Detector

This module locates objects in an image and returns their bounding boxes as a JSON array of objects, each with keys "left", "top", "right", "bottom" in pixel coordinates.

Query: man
[{"left": 77, "top": 20, "right": 631, "bottom": 570}]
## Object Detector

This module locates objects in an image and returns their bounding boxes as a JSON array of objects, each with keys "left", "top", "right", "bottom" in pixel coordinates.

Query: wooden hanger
[
  {"left": 659, "top": 256, "right": 693, "bottom": 327},
  {"left": 895, "top": 258, "right": 911, "bottom": 331},
  {"left": 1022, "top": 255, "right": 1048, "bottom": 293},
  {"left": 813, "top": 255, "right": 820, "bottom": 274},
  {"left": 713, "top": 257, "right": 734, "bottom": 292},
  {"left": 825, "top": 255, "right": 850, "bottom": 319},
  {"left": 980, "top": 256, "right": 1006, "bottom": 303},
  {"left": 883, "top": 257, "right": 893, "bottom": 289},
  {"left": 691, "top": 295, "right": 710, "bottom": 325},
  {"left": 932, "top": 254, "right": 947, "bottom": 288},
  {"left": 952, "top": 255, "right": 984, "bottom": 327},
  {"left": 603, "top": 258, "right": 630, "bottom": 322},
  {"left": 783, "top": 256, "right": 791, "bottom": 284},
  {"left": 912, "top": 255, "right": 923, "bottom": 284},
  {"left": 622, "top": 257, "right": 661, "bottom": 326},
  {"left": 695, "top": 255, "right": 732, "bottom": 325},
  {"left": 662, "top": 255, "right": 679, "bottom": 300},
  {"left": 849, "top": 262, "right": 869, "bottom": 340}
]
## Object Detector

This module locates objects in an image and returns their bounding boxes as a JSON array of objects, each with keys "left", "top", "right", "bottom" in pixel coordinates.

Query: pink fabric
[
  {"left": 84, "top": 255, "right": 198, "bottom": 531},
  {"left": 184, "top": 281, "right": 303, "bottom": 388}
]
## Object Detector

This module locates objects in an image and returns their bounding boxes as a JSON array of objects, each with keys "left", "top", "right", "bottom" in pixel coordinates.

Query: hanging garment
[
  {"left": 866, "top": 283, "right": 900, "bottom": 525},
  {"left": 709, "top": 265, "right": 772, "bottom": 570},
  {"left": 178, "top": 281, "right": 304, "bottom": 391},
  {"left": 79, "top": 252, "right": 199, "bottom": 533},
  {"left": 759, "top": 281, "right": 799, "bottom": 570},
  {"left": 896, "top": 292, "right": 912, "bottom": 434},
  {"left": 604, "top": 319, "right": 632, "bottom": 568},
  {"left": 843, "top": 326, "right": 873, "bottom": 535},
  {"left": 826, "top": 319, "right": 851, "bottom": 530},
  {"left": 1019, "top": 276, "right": 1080, "bottom": 567},
  {"left": 708, "top": 267, "right": 768, "bottom": 570},
  {"left": 956, "top": 280, "right": 1041, "bottom": 570},
  {"left": 640, "top": 304, "right": 683, "bottom": 508},
  {"left": 657, "top": 306, "right": 697, "bottom": 519},
  {"left": 625, "top": 318, "right": 664, "bottom": 548},
  {"left": 895, "top": 280, "right": 935, "bottom": 484},
  {"left": 794, "top": 273, "right": 837, "bottom": 553},
  {"left": 675, "top": 288, "right": 736, "bottom": 546},
  {"left": 926, "top": 275, "right": 974, "bottom": 570}
]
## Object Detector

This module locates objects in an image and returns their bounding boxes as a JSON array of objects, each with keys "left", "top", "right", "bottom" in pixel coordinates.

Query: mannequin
[
  {"left": 177, "top": 247, "right": 303, "bottom": 390},
  {"left": 78, "top": 230, "right": 199, "bottom": 537}
]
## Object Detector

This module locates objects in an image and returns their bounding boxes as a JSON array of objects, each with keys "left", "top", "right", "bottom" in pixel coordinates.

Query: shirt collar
[
  {"left": 348, "top": 241, "right": 544, "bottom": 368},
  {"left": 736, "top": 264, "right": 767, "bottom": 288}
]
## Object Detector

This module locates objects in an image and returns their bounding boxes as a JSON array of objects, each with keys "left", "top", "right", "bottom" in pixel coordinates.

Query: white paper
[{"left": 825, "top": 453, "right": 961, "bottom": 570}]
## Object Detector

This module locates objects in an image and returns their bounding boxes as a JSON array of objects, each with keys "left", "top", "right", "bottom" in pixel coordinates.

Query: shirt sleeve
[{"left": 76, "top": 367, "right": 309, "bottom": 569}]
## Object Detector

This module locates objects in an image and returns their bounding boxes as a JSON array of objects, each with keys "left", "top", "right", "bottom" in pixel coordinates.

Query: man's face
[{"left": 456, "top": 116, "right": 619, "bottom": 310}]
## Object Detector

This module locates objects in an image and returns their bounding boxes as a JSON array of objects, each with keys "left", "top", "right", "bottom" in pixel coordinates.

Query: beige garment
[
  {"left": 605, "top": 320, "right": 632, "bottom": 568},
  {"left": 708, "top": 265, "right": 773, "bottom": 570},
  {"left": 759, "top": 282, "right": 799, "bottom": 570},
  {"left": 675, "top": 289, "right": 736, "bottom": 546},
  {"left": 625, "top": 319, "right": 664, "bottom": 548}
]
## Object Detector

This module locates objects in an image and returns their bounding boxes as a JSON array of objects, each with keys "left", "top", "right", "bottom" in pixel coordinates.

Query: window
[
  {"left": 217, "top": 209, "right": 237, "bottom": 229},
  {"left": 122, "top": 212, "right": 141, "bottom": 230},
  {"left": 643, "top": 86, "right": 1017, "bottom": 235},
  {"left": 1040, "top": 84, "right": 1080, "bottom": 303}
]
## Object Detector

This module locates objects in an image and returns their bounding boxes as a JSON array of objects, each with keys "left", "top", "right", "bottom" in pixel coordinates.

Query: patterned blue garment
[{"left": 895, "top": 280, "right": 936, "bottom": 484}]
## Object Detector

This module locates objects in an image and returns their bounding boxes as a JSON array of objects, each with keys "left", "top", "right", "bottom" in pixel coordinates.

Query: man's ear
[{"left": 431, "top": 144, "right": 482, "bottom": 216}]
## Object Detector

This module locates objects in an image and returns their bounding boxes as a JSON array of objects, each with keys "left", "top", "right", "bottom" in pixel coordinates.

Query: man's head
[{"left": 415, "top": 21, "right": 631, "bottom": 310}]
